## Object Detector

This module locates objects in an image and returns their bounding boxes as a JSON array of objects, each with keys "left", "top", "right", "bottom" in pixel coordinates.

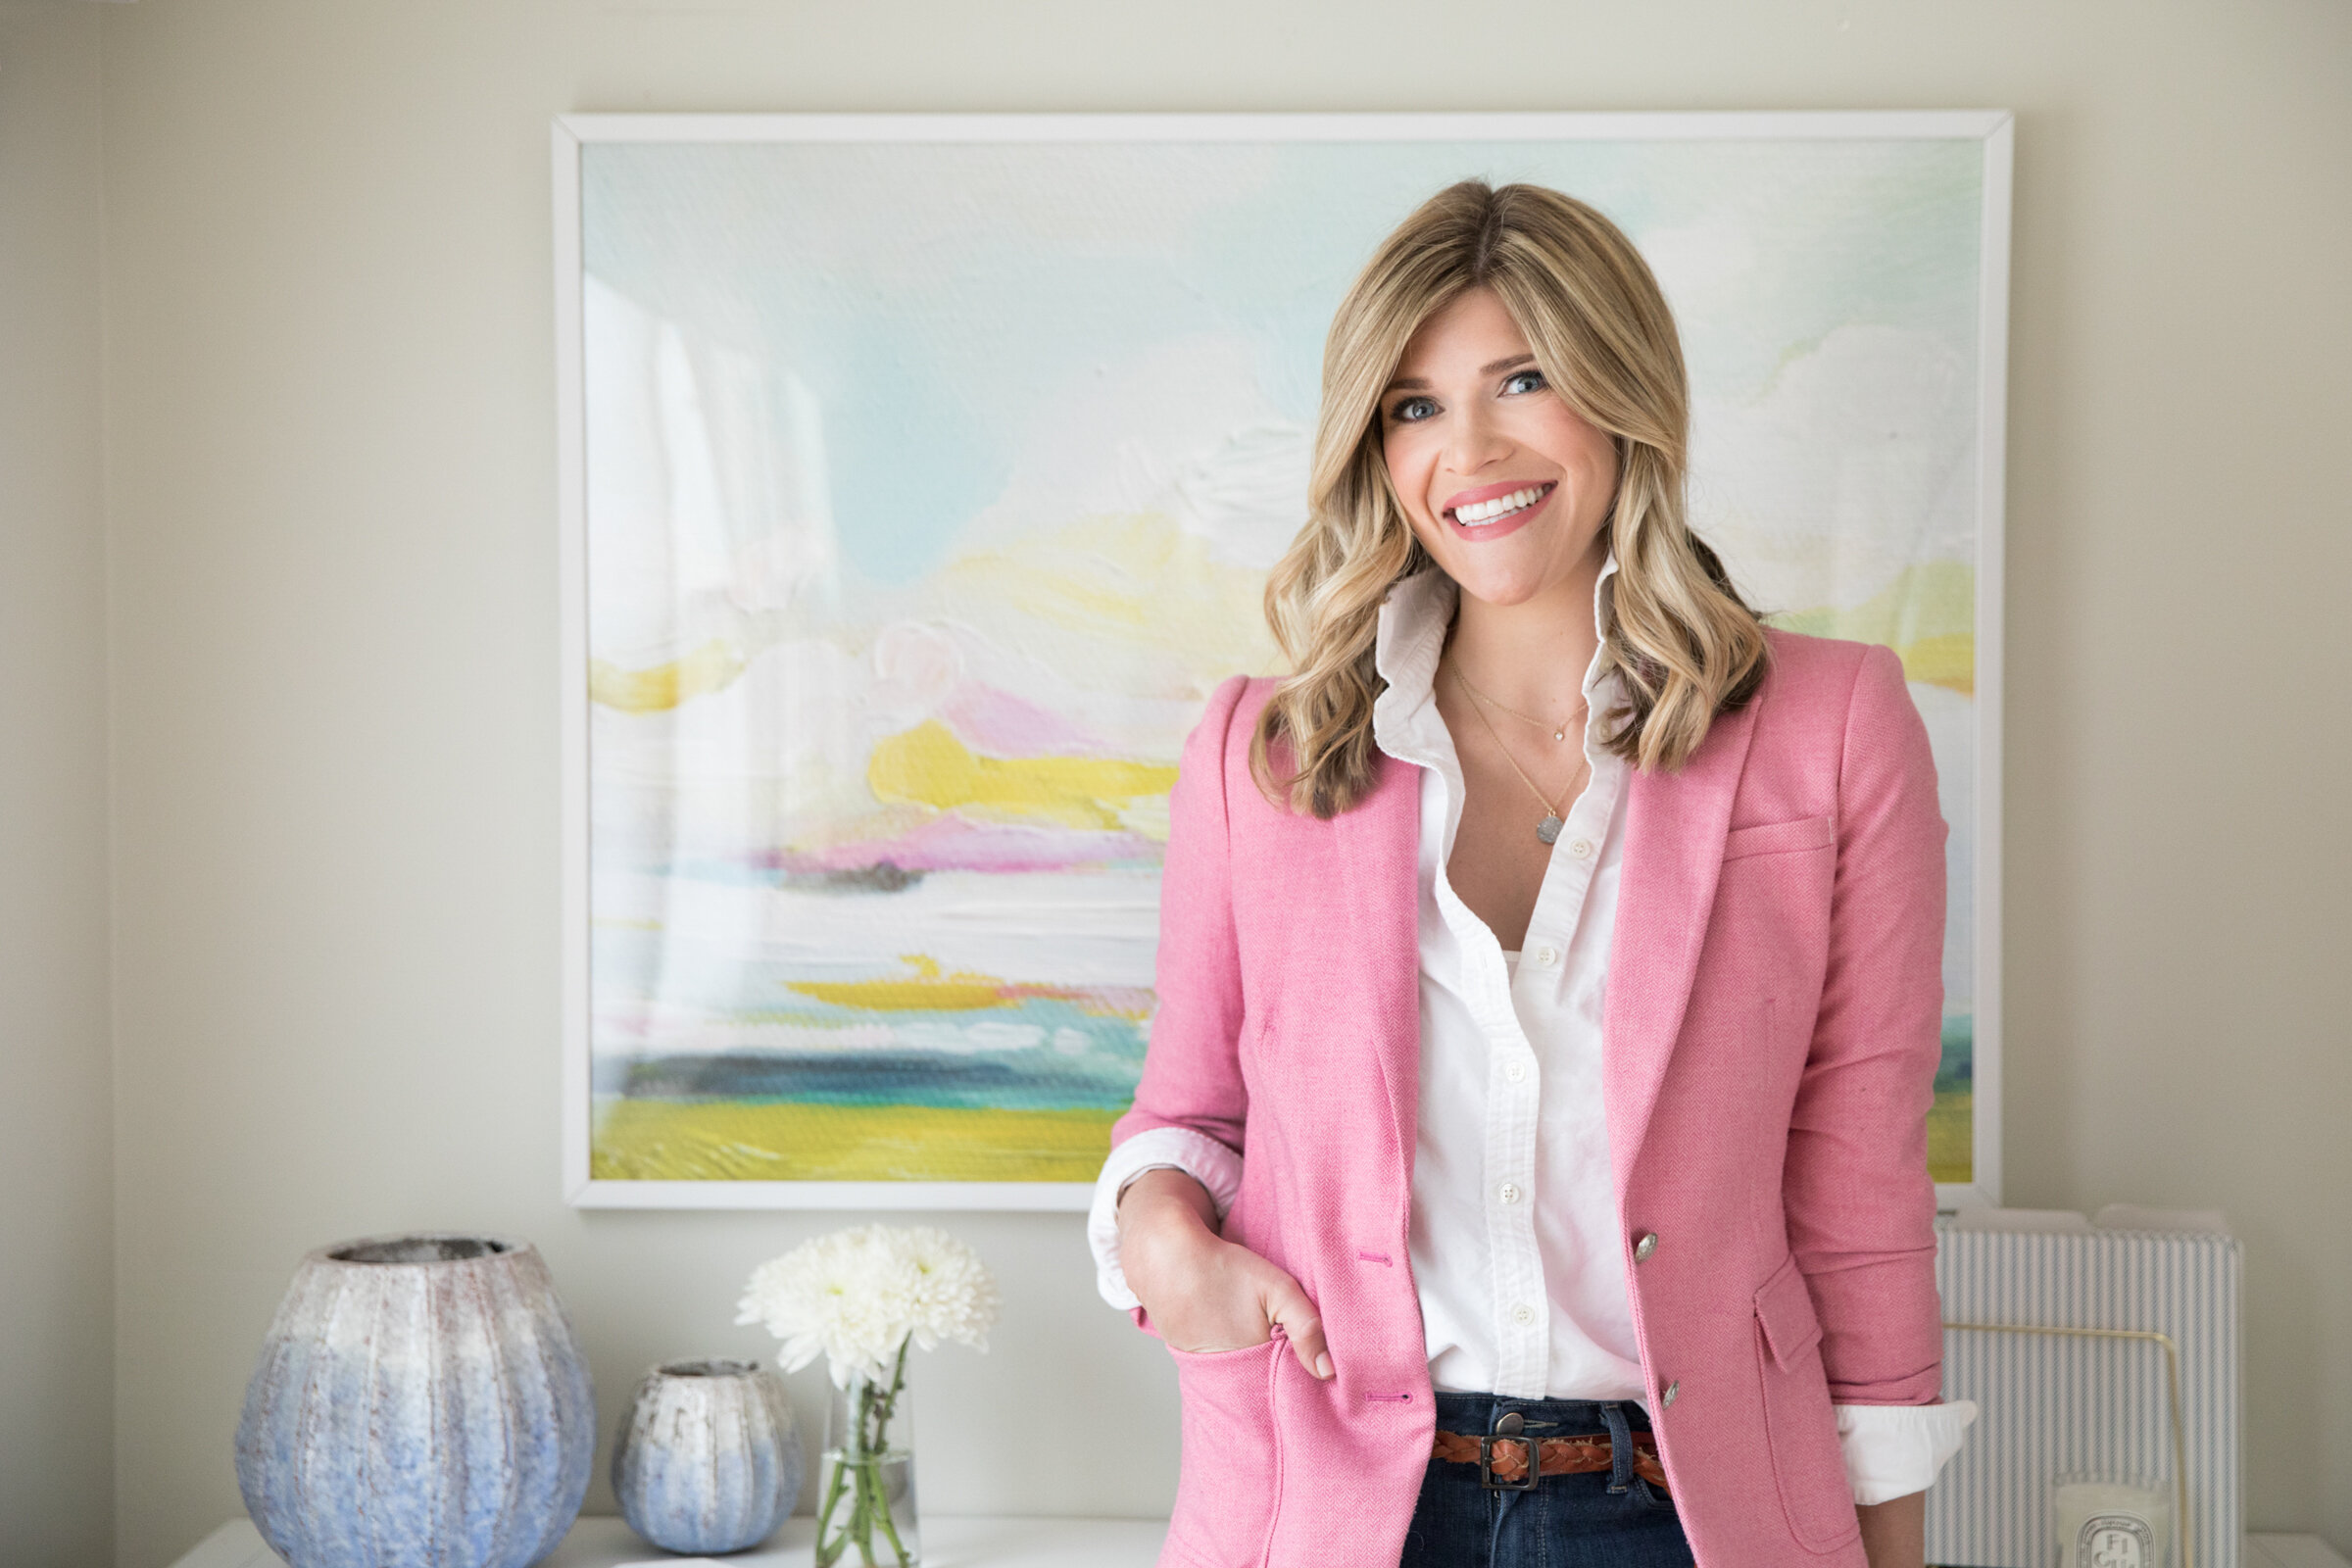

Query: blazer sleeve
[
  {"left": 1785, "top": 643, "right": 1949, "bottom": 1406},
  {"left": 1109, "top": 672, "right": 1253, "bottom": 1166}
]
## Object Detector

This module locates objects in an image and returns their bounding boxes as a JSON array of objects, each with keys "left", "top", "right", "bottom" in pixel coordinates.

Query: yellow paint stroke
[
  {"left": 1894, "top": 633, "right": 1975, "bottom": 694},
  {"left": 786, "top": 954, "right": 1016, "bottom": 1012},
  {"left": 867, "top": 720, "right": 1179, "bottom": 832},
  {"left": 591, "top": 1100, "right": 1119, "bottom": 1183},
  {"left": 1928, "top": 1089, "right": 1973, "bottom": 1185},
  {"left": 935, "top": 512, "right": 1281, "bottom": 676},
  {"left": 1767, "top": 563, "right": 1976, "bottom": 695},
  {"left": 781, "top": 955, "right": 1155, "bottom": 1018},
  {"left": 589, "top": 638, "right": 747, "bottom": 714}
]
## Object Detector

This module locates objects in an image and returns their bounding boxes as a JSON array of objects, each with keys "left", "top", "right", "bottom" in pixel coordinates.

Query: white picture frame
[{"left": 556, "top": 110, "right": 2010, "bottom": 1211}]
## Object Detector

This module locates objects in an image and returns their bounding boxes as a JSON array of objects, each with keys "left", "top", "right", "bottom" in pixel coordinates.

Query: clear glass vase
[{"left": 815, "top": 1341, "right": 920, "bottom": 1568}]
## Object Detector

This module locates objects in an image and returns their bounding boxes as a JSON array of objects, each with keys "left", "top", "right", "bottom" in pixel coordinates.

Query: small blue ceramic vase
[
  {"left": 612, "top": 1358, "right": 803, "bottom": 1553},
  {"left": 235, "top": 1234, "right": 596, "bottom": 1568}
]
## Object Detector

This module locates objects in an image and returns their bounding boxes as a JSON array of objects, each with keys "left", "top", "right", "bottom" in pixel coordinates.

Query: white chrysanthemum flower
[
  {"left": 736, "top": 1223, "right": 999, "bottom": 1387},
  {"left": 900, "top": 1225, "right": 1001, "bottom": 1353}
]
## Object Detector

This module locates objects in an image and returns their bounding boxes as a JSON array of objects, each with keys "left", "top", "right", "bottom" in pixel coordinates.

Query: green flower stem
[
  {"left": 813, "top": 1452, "right": 852, "bottom": 1566},
  {"left": 816, "top": 1340, "right": 915, "bottom": 1568}
]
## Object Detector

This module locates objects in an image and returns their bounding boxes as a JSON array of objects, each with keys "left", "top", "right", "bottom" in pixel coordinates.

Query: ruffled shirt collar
[{"left": 1370, "top": 554, "right": 1622, "bottom": 764}]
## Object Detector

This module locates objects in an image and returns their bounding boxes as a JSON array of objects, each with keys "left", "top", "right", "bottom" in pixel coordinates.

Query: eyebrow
[{"left": 1383, "top": 354, "right": 1539, "bottom": 394}]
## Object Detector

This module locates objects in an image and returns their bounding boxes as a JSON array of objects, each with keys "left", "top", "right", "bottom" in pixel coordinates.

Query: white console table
[
  {"left": 2249, "top": 1541, "right": 2352, "bottom": 1568},
  {"left": 173, "top": 1517, "right": 2347, "bottom": 1568},
  {"left": 173, "top": 1515, "right": 1167, "bottom": 1568}
]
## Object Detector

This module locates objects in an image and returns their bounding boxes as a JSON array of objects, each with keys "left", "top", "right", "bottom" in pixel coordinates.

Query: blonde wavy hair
[{"left": 1251, "top": 179, "right": 1769, "bottom": 817}]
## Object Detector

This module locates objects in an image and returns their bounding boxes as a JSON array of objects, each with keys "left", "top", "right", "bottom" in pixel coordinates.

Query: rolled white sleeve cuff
[
  {"left": 1834, "top": 1399, "right": 1978, "bottom": 1505},
  {"left": 1086, "top": 1126, "right": 1245, "bottom": 1311}
]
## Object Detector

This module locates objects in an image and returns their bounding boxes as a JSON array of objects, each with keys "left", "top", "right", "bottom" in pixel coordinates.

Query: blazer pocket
[
  {"left": 1752, "top": 1256, "right": 1861, "bottom": 1552},
  {"left": 1166, "top": 1336, "right": 1284, "bottom": 1565},
  {"left": 1722, "top": 813, "right": 1837, "bottom": 862}
]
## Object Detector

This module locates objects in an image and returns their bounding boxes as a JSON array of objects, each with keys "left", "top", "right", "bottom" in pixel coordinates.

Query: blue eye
[
  {"left": 1502, "top": 368, "right": 1547, "bottom": 395},
  {"left": 1388, "top": 396, "right": 1438, "bottom": 423}
]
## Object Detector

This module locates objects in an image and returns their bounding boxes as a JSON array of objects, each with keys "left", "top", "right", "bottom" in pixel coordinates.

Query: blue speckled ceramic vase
[
  {"left": 612, "top": 1358, "right": 802, "bottom": 1553},
  {"left": 234, "top": 1234, "right": 596, "bottom": 1568}
]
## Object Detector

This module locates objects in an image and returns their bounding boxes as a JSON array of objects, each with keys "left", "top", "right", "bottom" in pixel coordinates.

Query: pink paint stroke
[
  {"left": 938, "top": 681, "right": 1109, "bottom": 757},
  {"left": 770, "top": 813, "right": 1160, "bottom": 877}
]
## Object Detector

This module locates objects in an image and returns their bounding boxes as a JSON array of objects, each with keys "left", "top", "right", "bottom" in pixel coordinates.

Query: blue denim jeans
[{"left": 1398, "top": 1394, "right": 1695, "bottom": 1568}]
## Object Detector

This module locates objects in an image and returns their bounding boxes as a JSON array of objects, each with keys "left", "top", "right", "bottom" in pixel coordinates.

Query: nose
[{"left": 1442, "top": 398, "right": 1513, "bottom": 474}]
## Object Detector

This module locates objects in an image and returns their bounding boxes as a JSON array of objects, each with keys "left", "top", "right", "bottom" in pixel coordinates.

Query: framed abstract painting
[{"left": 556, "top": 112, "right": 2009, "bottom": 1209}]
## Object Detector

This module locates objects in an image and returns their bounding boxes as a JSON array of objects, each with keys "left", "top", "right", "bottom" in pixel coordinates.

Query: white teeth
[{"left": 1454, "top": 485, "right": 1545, "bottom": 525}]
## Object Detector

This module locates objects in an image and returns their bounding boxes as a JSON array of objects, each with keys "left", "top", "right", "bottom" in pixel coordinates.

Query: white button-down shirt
[
  {"left": 1089, "top": 562, "right": 1973, "bottom": 1504},
  {"left": 1372, "top": 564, "right": 1641, "bottom": 1401}
]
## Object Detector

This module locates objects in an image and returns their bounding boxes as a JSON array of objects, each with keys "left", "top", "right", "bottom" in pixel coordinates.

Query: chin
[{"left": 1446, "top": 565, "right": 1550, "bottom": 610}]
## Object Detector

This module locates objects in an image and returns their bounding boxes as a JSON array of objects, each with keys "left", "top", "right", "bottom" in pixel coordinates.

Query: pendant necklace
[
  {"left": 1452, "top": 662, "right": 1589, "bottom": 744},
  {"left": 1451, "top": 665, "right": 1588, "bottom": 846}
]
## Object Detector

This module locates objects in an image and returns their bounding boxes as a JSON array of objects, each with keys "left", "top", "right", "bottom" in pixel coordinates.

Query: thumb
[{"left": 1264, "top": 1278, "right": 1334, "bottom": 1381}]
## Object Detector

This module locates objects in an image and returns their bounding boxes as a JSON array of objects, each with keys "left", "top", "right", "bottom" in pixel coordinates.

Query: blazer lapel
[
  {"left": 1338, "top": 750, "right": 1426, "bottom": 1176},
  {"left": 1602, "top": 699, "right": 1759, "bottom": 1198}
]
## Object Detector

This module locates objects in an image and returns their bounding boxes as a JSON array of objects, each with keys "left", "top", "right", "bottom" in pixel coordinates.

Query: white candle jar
[{"left": 2053, "top": 1476, "right": 2173, "bottom": 1568}]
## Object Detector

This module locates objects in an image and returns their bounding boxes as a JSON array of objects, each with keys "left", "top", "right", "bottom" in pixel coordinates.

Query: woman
[{"left": 1085, "top": 181, "right": 1972, "bottom": 1568}]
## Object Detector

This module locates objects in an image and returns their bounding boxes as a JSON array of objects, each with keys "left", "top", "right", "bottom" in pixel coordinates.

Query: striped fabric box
[{"left": 1928, "top": 1215, "right": 2242, "bottom": 1568}]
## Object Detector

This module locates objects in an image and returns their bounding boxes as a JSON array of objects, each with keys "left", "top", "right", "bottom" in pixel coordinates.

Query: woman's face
[{"left": 1379, "top": 286, "right": 1619, "bottom": 611}]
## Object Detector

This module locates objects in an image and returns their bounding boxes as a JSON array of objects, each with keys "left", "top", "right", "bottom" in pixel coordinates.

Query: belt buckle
[{"left": 1479, "top": 1411, "right": 1539, "bottom": 1493}]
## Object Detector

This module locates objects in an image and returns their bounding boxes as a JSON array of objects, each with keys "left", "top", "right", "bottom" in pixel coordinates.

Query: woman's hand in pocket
[{"left": 1116, "top": 1168, "right": 1334, "bottom": 1381}]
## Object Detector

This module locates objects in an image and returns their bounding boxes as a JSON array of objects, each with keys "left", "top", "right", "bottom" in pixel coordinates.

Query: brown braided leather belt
[{"left": 1431, "top": 1426, "right": 1670, "bottom": 1493}]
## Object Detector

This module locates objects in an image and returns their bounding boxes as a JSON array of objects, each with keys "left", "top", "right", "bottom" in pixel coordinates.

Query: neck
[{"left": 1443, "top": 551, "right": 1608, "bottom": 716}]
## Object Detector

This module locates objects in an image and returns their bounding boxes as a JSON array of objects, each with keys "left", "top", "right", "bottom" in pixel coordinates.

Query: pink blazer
[{"left": 1112, "top": 629, "right": 1948, "bottom": 1568}]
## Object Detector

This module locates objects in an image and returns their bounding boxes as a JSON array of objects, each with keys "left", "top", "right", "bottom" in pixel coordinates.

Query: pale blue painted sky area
[{"left": 581, "top": 135, "right": 1982, "bottom": 586}]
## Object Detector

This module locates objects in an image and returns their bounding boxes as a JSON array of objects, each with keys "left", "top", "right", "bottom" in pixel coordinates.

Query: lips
[{"left": 1443, "top": 480, "right": 1555, "bottom": 529}]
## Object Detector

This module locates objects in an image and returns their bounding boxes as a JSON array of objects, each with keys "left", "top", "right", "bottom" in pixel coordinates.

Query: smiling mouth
[{"left": 1445, "top": 482, "right": 1555, "bottom": 527}]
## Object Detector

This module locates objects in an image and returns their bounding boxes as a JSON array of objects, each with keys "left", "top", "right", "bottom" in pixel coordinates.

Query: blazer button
[
  {"left": 1660, "top": 1380, "right": 1680, "bottom": 1408},
  {"left": 1633, "top": 1232, "right": 1658, "bottom": 1263}
]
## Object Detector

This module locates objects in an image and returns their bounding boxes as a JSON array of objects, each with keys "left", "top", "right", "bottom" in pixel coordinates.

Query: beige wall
[
  {"left": 71, "top": 0, "right": 2352, "bottom": 1563},
  {"left": 0, "top": 4, "right": 115, "bottom": 1563}
]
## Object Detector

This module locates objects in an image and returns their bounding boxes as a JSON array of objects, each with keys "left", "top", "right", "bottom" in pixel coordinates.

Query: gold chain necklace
[
  {"left": 1451, "top": 662, "right": 1589, "bottom": 744},
  {"left": 1450, "top": 665, "right": 1589, "bottom": 846}
]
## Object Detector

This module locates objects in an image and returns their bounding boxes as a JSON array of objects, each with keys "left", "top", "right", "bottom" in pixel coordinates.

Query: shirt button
[
  {"left": 1568, "top": 838, "right": 1594, "bottom": 859},
  {"left": 1661, "top": 1380, "right": 1680, "bottom": 1408},
  {"left": 1505, "top": 1061, "right": 1528, "bottom": 1084},
  {"left": 1634, "top": 1232, "right": 1658, "bottom": 1263},
  {"left": 1532, "top": 943, "right": 1561, "bottom": 968},
  {"left": 1511, "top": 1302, "right": 1538, "bottom": 1327},
  {"left": 1496, "top": 1182, "right": 1523, "bottom": 1205}
]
